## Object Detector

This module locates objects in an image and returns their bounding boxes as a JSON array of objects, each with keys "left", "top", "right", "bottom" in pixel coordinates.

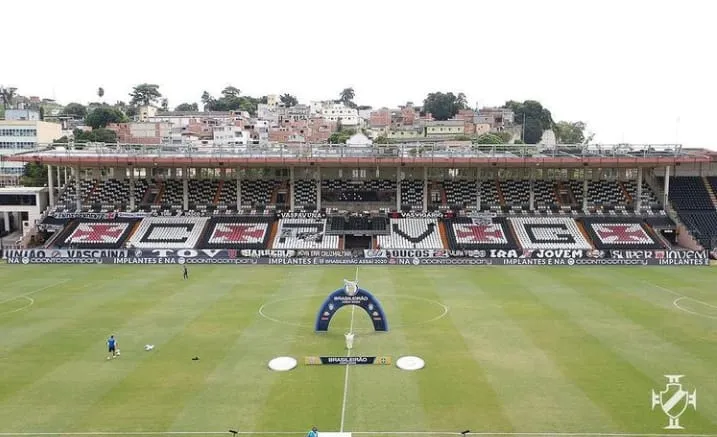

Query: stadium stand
[
  {"left": 666, "top": 177, "right": 713, "bottom": 211},
  {"left": 377, "top": 219, "right": 444, "bottom": 249},
  {"left": 443, "top": 216, "right": 519, "bottom": 250},
  {"left": 580, "top": 217, "right": 664, "bottom": 250},
  {"left": 322, "top": 179, "right": 396, "bottom": 202},
  {"left": 272, "top": 219, "right": 339, "bottom": 249},
  {"left": 508, "top": 217, "right": 593, "bottom": 250},
  {"left": 326, "top": 216, "right": 389, "bottom": 234},
  {"left": 400, "top": 180, "right": 424, "bottom": 209},
  {"left": 128, "top": 217, "right": 209, "bottom": 249},
  {"left": 58, "top": 219, "right": 138, "bottom": 249},
  {"left": 294, "top": 180, "right": 318, "bottom": 207},
  {"left": 199, "top": 216, "right": 273, "bottom": 249},
  {"left": 663, "top": 176, "right": 717, "bottom": 249}
]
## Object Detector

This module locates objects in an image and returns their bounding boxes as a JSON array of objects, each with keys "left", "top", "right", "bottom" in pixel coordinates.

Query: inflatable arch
[{"left": 315, "top": 281, "right": 388, "bottom": 332}]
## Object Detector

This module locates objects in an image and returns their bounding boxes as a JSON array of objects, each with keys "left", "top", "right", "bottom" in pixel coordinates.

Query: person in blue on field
[
  {"left": 306, "top": 427, "right": 318, "bottom": 437},
  {"left": 107, "top": 335, "right": 118, "bottom": 359}
]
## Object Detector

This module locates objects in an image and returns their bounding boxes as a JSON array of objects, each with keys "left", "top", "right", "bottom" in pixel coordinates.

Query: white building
[
  {"left": 0, "top": 110, "right": 62, "bottom": 183},
  {"left": 320, "top": 103, "right": 359, "bottom": 126},
  {"left": 213, "top": 125, "right": 251, "bottom": 146}
]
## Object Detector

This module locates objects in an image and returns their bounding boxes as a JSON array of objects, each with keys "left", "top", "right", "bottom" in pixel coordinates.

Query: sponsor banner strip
[{"left": 2, "top": 257, "right": 710, "bottom": 266}]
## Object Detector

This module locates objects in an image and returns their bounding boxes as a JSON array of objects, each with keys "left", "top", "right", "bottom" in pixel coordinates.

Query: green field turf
[{"left": 0, "top": 265, "right": 716, "bottom": 436}]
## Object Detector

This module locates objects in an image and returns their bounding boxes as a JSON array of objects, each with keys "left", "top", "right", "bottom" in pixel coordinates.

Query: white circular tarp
[
  {"left": 396, "top": 356, "right": 425, "bottom": 371},
  {"left": 268, "top": 356, "right": 297, "bottom": 371}
]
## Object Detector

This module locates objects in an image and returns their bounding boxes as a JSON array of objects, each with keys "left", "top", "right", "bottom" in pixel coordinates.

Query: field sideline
[{"left": 0, "top": 265, "right": 716, "bottom": 435}]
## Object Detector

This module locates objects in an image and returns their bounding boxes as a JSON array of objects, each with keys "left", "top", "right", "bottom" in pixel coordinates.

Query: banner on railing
[{"left": 2, "top": 255, "right": 710, "bottom": 266}]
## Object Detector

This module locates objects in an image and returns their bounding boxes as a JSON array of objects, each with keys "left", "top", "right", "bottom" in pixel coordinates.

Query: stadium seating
[
  {"left": 442, "top": 180, "right": 501, "bottom": 209},
  {"left": 508, "top": 217, "right": 593, "bottom": 250},
  {"left": 443, "top": 216, "right": 518, "bottom": 250},
  {"left": 199, "top": 216, "right": 273, "bottom": 249},
  {"left": 87, "top": 179, "right": 148, "bottom": 209},
  {"left": 160, "top": 180, "right": 218, "bottom": 207},
  {"left": 326, "top": 216, "right": 389, "bottom": 234},
  {"left": 60, "top": 219, "right": 138, "bottom": 249},
  {"left": 580, "top": 217, "right": 663, "bottom": 250},
  {"left": 127, "top": 217, "right": 209, "bottom": 249},
  {"left": 501, "top": 180, "right": 557, "bottom": 206},
  {"left": 321, "top": 179, "right": 396, "bottom": 202},
  {"left": 377, "top": 219, "right": 443, "bottom": 249},
  {"left": 666, "top": 177, "right": 713, "bottom": 210},
  {"left": 400, "top": 180, "right": 424, "bottom": 208},
  {"left": 569, "top": 180, "right": 626, "bottom": 206},
  {"left": 677, "top": 212, "right": 717, "bottom": 249},
  {"left": 294, "top": 180, "right": 318, "bottom": 207},
  {"left": 272, "top": 219, "right": 339, "bottom": 249},
  {"left": 623, "top": 181, "right": 660, "bottom": 208}
]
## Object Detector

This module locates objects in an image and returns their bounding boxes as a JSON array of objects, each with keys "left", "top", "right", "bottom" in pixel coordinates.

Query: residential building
[
  {"left": 476, "top": 107, "right": 514, "bottom": 130},
  {"left": 369, "top": 108, "right": 391, "bottom": 128},
  {"left": 106, "top": 122, "right": 172, "bottom": 144},
  {"left": 0, "top": 110, "right": 62, "bottom": 182},
  {"left": 315, "top": 102, "right": 359, "bottom": 126},
  {"left": 257, "top": 104, "right": 279, "bottom": 125},
  {"left": 278, "top": 104, "right": 311, "bottom": 123},
  {"left": 425, "top": 120, "right": 465, "bottom": 137},
  {"left": 387, "top": 128, "right": 423, "bottom": 140},
  {"left": 213, "top": 125, "right": 251, "bottom": 146}
]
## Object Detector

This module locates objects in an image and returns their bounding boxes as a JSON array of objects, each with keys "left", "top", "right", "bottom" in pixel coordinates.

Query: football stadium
[{"left": 1, "top": 142, "right": 717, "bottom": 436}]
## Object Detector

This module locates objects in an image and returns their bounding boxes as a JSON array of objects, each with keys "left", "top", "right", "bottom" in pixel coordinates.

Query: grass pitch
[{"left": 0, "top": 265, "right": 716, "bottom": 435}]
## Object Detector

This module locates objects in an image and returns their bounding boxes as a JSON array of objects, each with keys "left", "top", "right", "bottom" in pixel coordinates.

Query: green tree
[
  {"left": 476, "top": 133, "right": 504, "bottom": 144},
  {"left": 0, "top": 86, "right": 17, "bottom": 109},
  {"left": 522, "top": 117, "right": 544, "bottom": 144},
  {"left": 339, "top": 87, "right": 355, "bottom": 106},
  {"left": 21, "top": 162, "right": 48, "bottom": 187},
  {"left": 422, "top": 92, "right": 467, "bottom": 120},
  {"left": 174, "top": 102, "right": 199, "bottom": 111},
  {"left": 160, "top": 98, "right": 169, "bottom": 111},
  {"left": 554, "top": 121, "right": 587, "bottom": 144},
  {"left": 97, "top": 87, "right": 105, "bottom": 99},
  {"left": 129, "top": 83, "right": 162, "bottom": 106},
  {"left": 504, "top": 100, "right": 555, "bottom": 144},
  {"left": 62, "top": 102, "right": 87, "bottom": 119},
  {"left": 280, "top": 93, "right": 298, "bottom": 107},
  {"left": 221, "top": 86, "right": 241, "bottom": 98},
  {"left": 329, "top": 128, "right": 356, "bottom": 144},
  {"left": 71, "top": 128, "right": 118, "bottom": 143},
  {"left": 201, "top": 91, "right": 213, "bottom": 109},
  {"left": 85, "top": 107, "right": 127, "bottom": 129}
]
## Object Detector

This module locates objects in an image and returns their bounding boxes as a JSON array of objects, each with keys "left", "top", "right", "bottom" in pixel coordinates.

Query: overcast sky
[{"left": 4, "top": 0, "right": 716, "bottom": 148}]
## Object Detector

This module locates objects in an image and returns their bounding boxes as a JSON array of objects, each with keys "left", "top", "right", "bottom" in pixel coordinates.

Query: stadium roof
[{"left": 3, "top": 142, "right": 712, "bottom": 168}]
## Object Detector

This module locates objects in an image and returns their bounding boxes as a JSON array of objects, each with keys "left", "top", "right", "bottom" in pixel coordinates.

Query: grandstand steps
[
  {"left": 438, "top": 221, "right": 450, "bottom": 249},
  {"left": 267, "top": 220, "right": 278, "bottom": 249},
  {"left": 648, "top": 224, "right": 673, "bottom": 249},
  {"left": 153, "top": 181, "right": 165, "bottom": 205},
  {"left": 619, "top": 182, "right": 632, "bottom": 204},
  {"left": 553, "top": 182, "right": 562, "bottom": 205},
  {"left": 507, "top": 220, "right": 523, "bottom": 249},
  {"left": 702, "top": 177, "right": 717, "bottom": 209},
  {"left": 127, "top": 220, "right": 142, "bottom": 243},
  {"left": 141, "top": 184, "right": 154, "bottom": 205},
  {"left": 575, "top": 220, "right": 596, "bottom": 250},
  {"left": 555, "top": 182, "right": 574, "bottom": 206},
  {"left": 437, "top": 182, "right": 447, "bottom": 205},
  {"left": 51, "top": 219, "right": 79, "bottom": 248},
  {"left": 495, "top": 180, "right": 506, "bottom": 206},
  {"left": 84, "top": 180, "right": 99, "bottom": 203},
  {"left": 214, "top": 180, "right": 224, "bottom": 205},
  {"left": 339, "top": 236, "right": 345, "bottom": 250}
]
